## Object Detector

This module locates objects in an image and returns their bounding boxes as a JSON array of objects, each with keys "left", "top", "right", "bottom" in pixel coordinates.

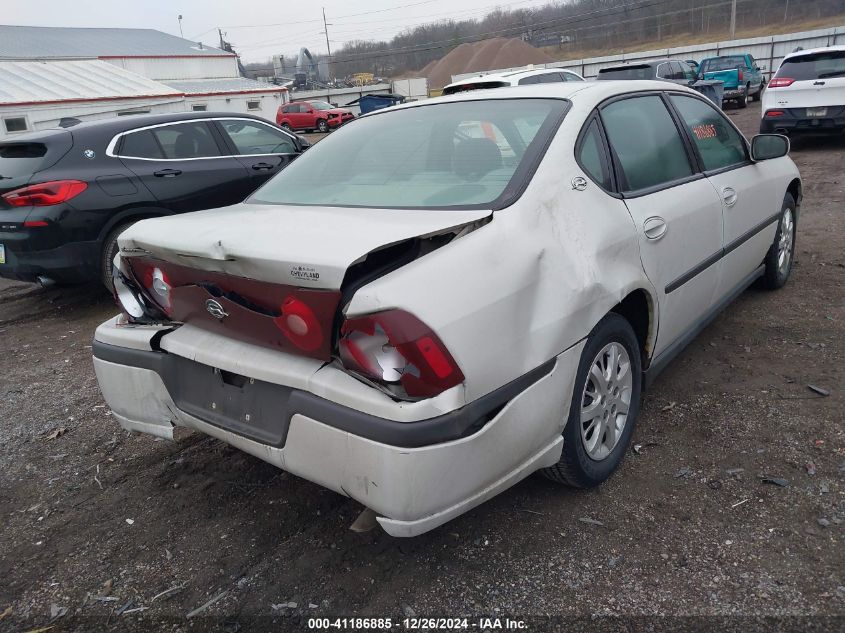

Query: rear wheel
[
  {"left": 542, "top": 313, "right": 642, "bottom": 488},
  {"left": 281, "top": 122, "right": 293, "bottom": 131},
  {"left": 100, "top": 222, "right": 135, "bottom": 292},
  {"left": 761, "top": 193, "right": 797, "bottom": 290},
  {"left": 737, "top": 86, "right": 748, "bottom": 108},
  {"left": 317, "top": 119, "right": 329, "bottom": 133}
]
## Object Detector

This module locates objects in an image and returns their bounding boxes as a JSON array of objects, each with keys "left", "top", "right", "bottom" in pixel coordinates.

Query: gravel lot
[{"left": 0, "top": 102, "right": 842, "bottom": 632}]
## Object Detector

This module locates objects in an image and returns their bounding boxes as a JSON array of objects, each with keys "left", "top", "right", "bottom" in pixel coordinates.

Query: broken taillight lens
[
  {"left": 130, "top": 259, "right": 173, "bottom": 314},
  {"left": 338, "top": 310, "right": 464, "bottom": 398}
]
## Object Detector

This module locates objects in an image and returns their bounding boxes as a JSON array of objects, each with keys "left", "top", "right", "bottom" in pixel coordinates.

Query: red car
[{"left": 276, "top": 100, "right": 354, "bottom": 133}]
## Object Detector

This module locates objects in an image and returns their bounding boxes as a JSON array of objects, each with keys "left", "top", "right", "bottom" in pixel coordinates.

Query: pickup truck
[{"left": 699, "top": 54, "right": 765, "bottom": 108}]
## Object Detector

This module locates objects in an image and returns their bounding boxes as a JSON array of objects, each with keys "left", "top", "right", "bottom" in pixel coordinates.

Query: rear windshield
[
  {"left": 249, "top": 98, "right": 567, "bottom": 210},
  {"left": 0, "top": 143, "right": 50, "bottom": 179},
  {"left": 701, "top": 56, "right": 747, "bottom": 72},
  {"left": 597, "top": 65, "right": 653, "bottom": 80},
  {"left": 777, "top": 50, "right": 845, "bottom": 80}
]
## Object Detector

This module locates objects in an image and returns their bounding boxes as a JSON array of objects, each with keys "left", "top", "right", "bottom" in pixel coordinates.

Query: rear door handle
[
  {"left": 251, "top": 162, "right": 275, "bottom": 171},
  {"left": 643, "top": 216, "right": 667, "bottom": 240},
  {"left": 153, "top": 168, "right": 182, "bottom": 178},
  {"left": 722, "top": 187, "right": 738, "bottom": 207}
]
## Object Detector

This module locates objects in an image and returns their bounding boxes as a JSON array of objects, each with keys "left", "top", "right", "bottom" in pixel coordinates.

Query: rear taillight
[
  {"left": 274, "top": 296, "right": 324, "bottom": 352},
  {"left": 738, "top": 69, "right": 744, "bottom": 82},
  {"left": 130, "top": 259, "right": 173, "bottom": 314},
  {"left": 766, "top": 110, "right": 786, "bottom": 118},
  {"left": 768, "top": 77, "right": 795, "bottom": 88},
  {"left": 339, "top": 310, "right": 464, "bottom": 398},
  {"left": 2, "top": 180, "right": 87, "bottom": 207}
]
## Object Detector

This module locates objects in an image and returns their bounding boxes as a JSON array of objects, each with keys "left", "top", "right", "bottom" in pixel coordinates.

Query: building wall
[
  {"left": 183, "top": 91, "right": 285, "bottom": 122},
  {"left": 0, "top": 91, "right": 284, "bottom": 140},
  {"left": 0, "top": 97, "right": 185, "bottom": 140},
  {"left": 101, "top": 55, "right": 240, "bottom": 81}
]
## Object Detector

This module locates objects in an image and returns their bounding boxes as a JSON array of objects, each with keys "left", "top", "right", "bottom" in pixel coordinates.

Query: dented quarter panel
[{"left": 347, "top": 93, "right": 653, "bottom": 402}]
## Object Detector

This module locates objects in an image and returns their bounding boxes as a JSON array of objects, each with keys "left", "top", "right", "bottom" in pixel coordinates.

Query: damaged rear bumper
[{"left": 92, "top": 318, "right": 583, "bottom": 536}]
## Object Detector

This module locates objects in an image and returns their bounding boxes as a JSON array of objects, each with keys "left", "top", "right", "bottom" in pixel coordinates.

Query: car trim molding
[
  {"left": 105, "top": 116, "right": 299, "bottom": 161},
  {"left": 646, "top": 264, "right": 765, "bottom": 386},
  {"left": 665, "top": 211, "right": 780, "bottom": 294}
]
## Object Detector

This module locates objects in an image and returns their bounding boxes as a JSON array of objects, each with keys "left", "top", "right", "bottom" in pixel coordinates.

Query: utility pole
[
  {"left": 784, "top": 0, "right": 789, "bottom": 22},
  {"left": 218, "top": 28, "right": 226, "bottom": 51},
  {"left": 322, "top": 8, "right": 333, "bottom": 83},
  {"left": 729, "top": 0, "right": 737, "bottom": 38},
  {"left": 177, "top": 14, "right": 183, "bottom": 38}
]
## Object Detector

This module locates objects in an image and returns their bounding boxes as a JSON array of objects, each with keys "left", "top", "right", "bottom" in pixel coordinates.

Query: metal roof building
[{"left": 0, "top": 25, "right": 286, "bottom": 138}]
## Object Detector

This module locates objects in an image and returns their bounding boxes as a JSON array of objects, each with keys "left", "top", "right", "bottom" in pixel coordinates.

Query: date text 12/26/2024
[{"left": 308, "top": 618, "right": 528, "bottom": 630}]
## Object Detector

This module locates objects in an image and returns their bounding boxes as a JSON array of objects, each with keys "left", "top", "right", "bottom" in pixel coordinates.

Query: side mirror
[
  {"left": 297, "top": 136, "right": 312, "bottom": 152},
  {"left": 751, "top": 134, "right": 790, "bottom": 161}
]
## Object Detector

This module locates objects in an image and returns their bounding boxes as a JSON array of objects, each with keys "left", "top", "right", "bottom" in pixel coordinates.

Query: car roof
[
  {"left": 599, "top": 59, "right": 687, "bottom": 71},
  {"left": 20, "top": 111, "right": 274, "bottom": 139},
  {"left": 782, "top": 44, "right": 845, "bottom": 62},
  {"left": 370, "top": 80, "right": 698, "bottom": 116},
  {"left": 444, "top": 67, "right": 580, "bottom": 89}
]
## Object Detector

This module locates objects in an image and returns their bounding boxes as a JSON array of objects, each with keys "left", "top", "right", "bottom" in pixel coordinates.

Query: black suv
[{"left": 0, "top": 112, "right": 307, "bottom": 287}]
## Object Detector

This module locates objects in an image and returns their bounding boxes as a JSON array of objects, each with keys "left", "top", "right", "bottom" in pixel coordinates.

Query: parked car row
[
  {"left": 91, "top": 80, "right": 801, "bottom": 537},
  {"left": 0, "top": 112, "right": 309, "bottom": 287}
]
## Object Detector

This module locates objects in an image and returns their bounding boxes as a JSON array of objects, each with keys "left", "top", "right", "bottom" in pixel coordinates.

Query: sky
[{"left": 3, "top": 0, "right": 558, "bottom": 63}]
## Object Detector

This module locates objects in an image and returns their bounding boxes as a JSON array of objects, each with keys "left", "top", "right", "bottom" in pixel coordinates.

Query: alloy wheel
[
  {"left": 580, "top": 342, "right": 633, "bottom": 461},
  {"left": 778, "top": 208, "right": 795, "bottom": 276}
]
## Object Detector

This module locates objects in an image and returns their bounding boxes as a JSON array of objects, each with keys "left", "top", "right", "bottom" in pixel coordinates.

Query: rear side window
[
  {"left": 577, "top": 120, "right": 611, "bottom": 190},
  {"left": 777, "top": 50, "right": 845, "bottom": 80},
  {"left": 153, "top": 122, "right": 219, "bottom": 159},
  {"left": 0, "top": 143, "right": 48, "bottom": 178},
  {"left": 219, "top": 120, "right": 296, "bottom": 155},
  {"left": 670, "top": 95, "right": 747, "bottom": 172},
  {"left": 601, "top": 95, "right": 693, "bottom": 192},
  {"left": 119, "top": 129, "right": 164, "bottom": 159}
]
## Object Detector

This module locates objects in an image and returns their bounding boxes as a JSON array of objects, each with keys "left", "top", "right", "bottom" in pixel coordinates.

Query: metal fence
[{"left": 451, "top": 25, "right": 844, "bottom": 82}]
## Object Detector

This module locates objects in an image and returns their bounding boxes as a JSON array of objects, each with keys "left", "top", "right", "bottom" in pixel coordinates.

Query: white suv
[
  {"left": 761, "top": 45, "right": 845, "bottom": 135},
  {"left": 95, "top": 82, "right": 800, "bottom": 537},
  {"left": 443, "top": 67, "right": 583, "bottom": 95}
]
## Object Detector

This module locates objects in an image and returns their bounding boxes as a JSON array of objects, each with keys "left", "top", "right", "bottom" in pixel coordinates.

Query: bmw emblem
[
  {"left": 83, "top": 149, "right": 96, "bottom": 159},
  {"left": 205, "top": 299, "right": 228, "bottom": 320}
]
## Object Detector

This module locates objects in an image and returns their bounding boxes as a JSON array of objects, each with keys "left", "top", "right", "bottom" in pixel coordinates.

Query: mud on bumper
[{"left": 92, "top": 323, "right": 582, "bottom": 536}]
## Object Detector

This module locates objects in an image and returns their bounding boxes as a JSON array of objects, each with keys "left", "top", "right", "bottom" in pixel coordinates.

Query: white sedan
[{"left": 94, "top": 81, "right": 801, "bottom": 537}]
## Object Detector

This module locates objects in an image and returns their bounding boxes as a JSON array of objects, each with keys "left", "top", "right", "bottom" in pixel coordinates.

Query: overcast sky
[{"left": 4, "top": 0, "right": 557, "bottom": 63}]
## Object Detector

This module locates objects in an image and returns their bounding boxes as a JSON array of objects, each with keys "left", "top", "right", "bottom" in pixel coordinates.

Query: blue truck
[{"left": 699, "top": 54, "right": 765, "bottom": 108}]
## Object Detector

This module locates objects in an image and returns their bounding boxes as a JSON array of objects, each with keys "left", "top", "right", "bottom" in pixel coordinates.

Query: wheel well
[
  {"left": 611, "top": 289, "right": 654, "bottom": 365},
  {"left": 787, "top": 178, "right": 802, "bottom": 215}
]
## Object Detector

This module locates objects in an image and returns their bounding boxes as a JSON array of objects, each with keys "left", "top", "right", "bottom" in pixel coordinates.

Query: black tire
[
  {"left": 281, "top": 123, "right": 293, "bottom": 131},
  {"left": 737, "top": 87, "right": 748, "bottom": 108},
  {"left": 542, "top": 313, "right": 642, "bottom": 488},
  {"left": 100, "top": 222, "right": 135, "bottom": 291},
  {"left": 316, "top": 119, "right": 329, "bottom": 133},
  {"left": 761, "top": 193, "right": 797, "bottom": 290}
]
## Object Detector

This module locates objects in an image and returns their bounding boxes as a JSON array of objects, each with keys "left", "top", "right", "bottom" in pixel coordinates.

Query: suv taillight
[
  {"left": 768, "top": 77, "right": 795, "bottom": 88},
  {"left": 2, "top": 180, "right": 87, "bottom": 207},
  {"left": 339, "top": 310, "right": 464, "bottom": 398}
]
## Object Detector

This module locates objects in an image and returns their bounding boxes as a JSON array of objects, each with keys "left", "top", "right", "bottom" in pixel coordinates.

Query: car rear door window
[
  {"left": 600, "top": 95, "right": 693, "bottom": 192},
  {"left": 577, "top": 119, "right": 611, "bottom": 190},
  {"left": 119, "top": 129, "right": 164, "bottom": 159},
  {"left": 669, "top": 95, "right": 747, "bottom": 172},
  {"left": 150, "top": 122, "right": 220, "bottom": 159},
  {"left": 517, "top": 75, "right": 540, "bottom": 85},
  {"left": 219, "top": 120, "right": 296, "bottom": 155}
]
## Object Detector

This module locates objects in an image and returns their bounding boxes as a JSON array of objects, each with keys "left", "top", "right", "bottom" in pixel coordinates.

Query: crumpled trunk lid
[
  {"left": 120, "top": 203, "right": 492, "bottom": 361},
  {"left": 119, "top": 203, "right": 492, "bottom": 289}
]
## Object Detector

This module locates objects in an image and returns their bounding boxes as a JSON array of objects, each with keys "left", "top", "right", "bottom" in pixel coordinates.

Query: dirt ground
[{"left": 0, "top": 102, "right": 843, "bottom": 633}]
